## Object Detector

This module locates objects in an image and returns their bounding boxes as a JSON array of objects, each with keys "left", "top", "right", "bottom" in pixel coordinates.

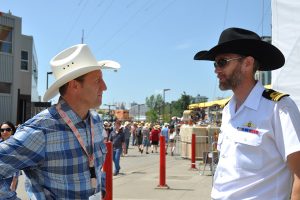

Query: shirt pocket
[{"left": 233, "top": 131, "right": 264, "bottom": 170}]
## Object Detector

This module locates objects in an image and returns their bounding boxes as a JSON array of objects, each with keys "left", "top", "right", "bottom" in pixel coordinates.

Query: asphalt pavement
[{"left": 16, "top": 144, "right": 213, "bottom": 200}]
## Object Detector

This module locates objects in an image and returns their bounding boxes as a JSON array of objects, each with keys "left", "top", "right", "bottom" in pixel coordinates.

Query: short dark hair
[
  {"left": 253, "top": 59, "right": 261, "bottom": 74},
  {"left": 59, "top": 74, "right": 86, "bottom": 96}
]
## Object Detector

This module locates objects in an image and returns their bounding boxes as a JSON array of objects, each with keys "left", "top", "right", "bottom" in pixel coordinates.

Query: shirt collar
[
  {"left": 231, "top": 81, "right": 264, "bottom": 111},
  {"left": 58, "top": 98, "right": 91, "bottom": 125}
]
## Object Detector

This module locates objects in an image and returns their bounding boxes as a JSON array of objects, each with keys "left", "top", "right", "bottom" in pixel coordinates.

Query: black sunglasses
[
  {"left": 0, "top": 128, "right": 12, "bottom": 132},
  {"left": 214, "top": 57, "right": 244, "bottom": 68}
]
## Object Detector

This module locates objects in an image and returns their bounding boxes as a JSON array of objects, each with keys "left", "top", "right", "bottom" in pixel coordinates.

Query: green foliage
[
  {"left": 145, "top": 94, "right": 163, "bottom": 110},
  {"left": 144, "top": 92, "right": 196, "bottom": 123},
  {"left": 146, "top": 109, "right": 159, "bottom": 123},
  {"left": 97, "top": 109, "right": 106, "bottom": 115}
]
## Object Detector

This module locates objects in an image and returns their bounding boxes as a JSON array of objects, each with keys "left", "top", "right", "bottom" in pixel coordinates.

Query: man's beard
[{"left": 219, "top": 64, "right": 243, "bottom": 91}]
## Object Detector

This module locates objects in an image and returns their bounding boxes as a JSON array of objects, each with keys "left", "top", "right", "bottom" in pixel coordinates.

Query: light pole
[
  {"left": 46, "top": 72, "right": 53, "bottom": 90},
  {"left": 104, "top": 104, "right": 116, "bottom": 122},
  {"left": 162, "top": 89, "right": 170, "bottom": 122}
]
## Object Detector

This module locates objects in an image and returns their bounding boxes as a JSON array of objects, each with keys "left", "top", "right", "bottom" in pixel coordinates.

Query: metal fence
[{"left": 173, "top": 128, "right": 220, "bottom": 177}]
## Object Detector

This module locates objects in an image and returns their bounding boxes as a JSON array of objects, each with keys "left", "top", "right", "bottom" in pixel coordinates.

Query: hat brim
[
  {"left": 43, "top": 60, "right": 120, "bottom": 101},
  {"left": 194, "top": 39, "right": 285, "bottom": 71}
]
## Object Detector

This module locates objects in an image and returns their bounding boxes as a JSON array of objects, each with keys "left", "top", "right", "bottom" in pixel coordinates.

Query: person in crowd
[
  {"left": 168, "top": 125, "right": 176, "bottom": 156},
  {"left": 131, "top": 122, "right": 137, "bottom": 146},
  {"left": 102, "top": 121, "right": 108, "bottom": 142},
  {"left": 0, "top": 121, "right": 21, "bottom": 200},
  {"left": 123, "top": 121, "right": 131, "bottom": 156},
  {"left": 194, "top": 27, "right": 300, "bottom": 199},
  {"left": 0, "top": 44, "right": 120, "bottom": 199},
  {"left": 103, "top": 121, "right": 112, "bottom": 142},
  {"left": 160, "top": 123, "right": 169, "bottom": 154},
  {"left": 108, "top": 120, "right": 125, "bottom": 176},
  {"left": 136, "top": 122, "right": 144, "bottom": 153},
  {"left": 141, "top": 122, "right": 150, "bottom": 154},
  {"left": 150, "top": 124, "right": 160, "bottom": 153}
]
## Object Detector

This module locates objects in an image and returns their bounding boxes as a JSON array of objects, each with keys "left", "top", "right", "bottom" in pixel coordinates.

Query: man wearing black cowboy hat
[{"left": 194, "top": 27, "right": 300, "bottom": 199}]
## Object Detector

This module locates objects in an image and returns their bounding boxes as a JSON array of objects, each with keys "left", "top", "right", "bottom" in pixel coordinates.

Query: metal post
[
  {"left": 208, "top": 125, "right": 216, "bottom": 176},
  {"left": 191, "top": 133, "right": 197, "bottom": 169},
  {"left": 138, "top": 104, "right": 140, "bottom": 121},
  {"left": 46, "top": 72, "right": 53, "bottom": 90},
  {"left": 103, "top": 141, "right": 113, "bottom": 200},
  {"left": 156, "top": 135, "right": 169, "bottom": 189},
  {"left": 162, "top": 89, "right": 170, "bottom": 122}
]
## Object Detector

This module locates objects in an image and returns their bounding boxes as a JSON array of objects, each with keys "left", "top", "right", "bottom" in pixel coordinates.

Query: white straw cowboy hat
[{"left": 43, "top": 44, "right": 120, "bottom": 101}]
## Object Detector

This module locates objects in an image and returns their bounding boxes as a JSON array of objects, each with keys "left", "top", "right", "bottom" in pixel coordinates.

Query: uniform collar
[{"left": 232, "top": 81, "right": 264, "bottom": 111}]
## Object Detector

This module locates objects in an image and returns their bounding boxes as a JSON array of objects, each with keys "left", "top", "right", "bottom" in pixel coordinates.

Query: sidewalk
[{"left": 111, "top": 146, "right": 213, "bottom": 200}]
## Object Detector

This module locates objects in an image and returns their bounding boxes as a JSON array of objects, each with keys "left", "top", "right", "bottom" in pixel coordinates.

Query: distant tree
[
  {"left": 146, "top": 109, "right": 159, "bottom": 123},
  {"left": 145, "top": 94, "right": 163, "bottom": 119},
  {"left": 97, "top": 109, "right": 106, "bottom": 115},
  {"left": 145, "top": 92, "right": 193, "bottom": 122},
  {"left": 170, "top": 92, "right": 193, "bottom": 117}
]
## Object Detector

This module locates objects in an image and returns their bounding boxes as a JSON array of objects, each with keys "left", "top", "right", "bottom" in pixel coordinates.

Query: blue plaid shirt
[{"left": 0, "top": 99, "right": 107, "bottom": 199}]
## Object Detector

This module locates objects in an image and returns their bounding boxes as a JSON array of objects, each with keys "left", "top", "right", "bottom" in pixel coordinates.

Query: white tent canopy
[{"left": 272, "top": 0, "right": 300, "bottom": 110}]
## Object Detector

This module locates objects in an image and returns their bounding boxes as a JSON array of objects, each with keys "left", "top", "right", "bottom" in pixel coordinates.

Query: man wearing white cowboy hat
[
  {"left": 194, "top": 27, "right": 300, "bottom": 199},
  {"left": 0, "top": 44, "right": 120, "bottom": 199}
]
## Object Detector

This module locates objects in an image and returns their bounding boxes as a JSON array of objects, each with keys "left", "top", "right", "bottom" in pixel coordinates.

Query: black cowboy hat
[{"left": 194, "top": 27, "right": 285, "bottom": 71}]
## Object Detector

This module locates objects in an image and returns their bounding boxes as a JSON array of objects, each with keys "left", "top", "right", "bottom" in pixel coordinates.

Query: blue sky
[{"left": 1, "top": 0, "right": 271, "bottom": 108}]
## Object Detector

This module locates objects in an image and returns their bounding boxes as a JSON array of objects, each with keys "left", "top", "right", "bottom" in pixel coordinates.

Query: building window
[
  {"left": 0, "top": 25, "right": 12, "bottom": 54},
  {"left": 0, "top": 82, "right": 11, "bottom": 94},
  {"left": 21, "top": 50, "right": 28, "bottom": 70}
]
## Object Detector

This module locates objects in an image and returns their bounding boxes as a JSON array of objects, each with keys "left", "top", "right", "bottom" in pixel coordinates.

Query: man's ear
[
  {"left": 242, "top": 56, "right": 255, "bottom": 72},
  {"left": 68, "top": 79, "right": 81, "bottom": 91}
]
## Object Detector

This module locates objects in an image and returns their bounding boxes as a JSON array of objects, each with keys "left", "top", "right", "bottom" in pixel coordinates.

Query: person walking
[
  {"left": 123, "top": 121, "right": 131, "bottom": 156},
  {"left": 194, "top": 27, "right": 300, "bottom": 199},
  {"left": 168, "top": 125, "right": 176, "bottom": 156},
  {"left": 109, "top": 120, "right": 125, "bottom": 176},
  {"left": 141, "top": 123, "right": 151, "bottom": 154},
  {"left": 150, "top": 125, "right": 160, "bottom": 153},
  {"left": 103, "top": 121, "right": 112, "bottom": 142},
  {"left": 0, "top": 44, "right": 120, "bottom": 199},
  {"left": 161, "top": 123, "right": 169, "bottom": 154},
  {"left": 131, "top": 122, "right": 137, "bottom": 146},
  {"left": 136, "top": 122, "right": 144, "bottom": 153}
]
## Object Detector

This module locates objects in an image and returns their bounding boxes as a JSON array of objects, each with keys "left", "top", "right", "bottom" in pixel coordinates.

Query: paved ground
[{"left": 16, "top": 145, "right": 213, "bottom": 200}]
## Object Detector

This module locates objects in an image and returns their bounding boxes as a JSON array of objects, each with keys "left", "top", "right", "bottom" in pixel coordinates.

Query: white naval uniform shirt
[{"left": 211, "top": 82, "right": 300, "bottom": 200}]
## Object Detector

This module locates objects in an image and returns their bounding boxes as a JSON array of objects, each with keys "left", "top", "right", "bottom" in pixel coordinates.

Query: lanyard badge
[{"left": 57, "top": 103, "right": 97, "bottom": 189}]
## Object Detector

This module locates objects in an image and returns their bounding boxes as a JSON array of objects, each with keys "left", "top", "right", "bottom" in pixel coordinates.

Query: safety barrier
[
  {"left": 103, "top": 141, "right": 113, "bottom": 200},
  {"left": 156, "top": 135, "right": 169, "bottom": 189},
  {"left": 173, "top": 126, "right": 220, "bottom": 176}
]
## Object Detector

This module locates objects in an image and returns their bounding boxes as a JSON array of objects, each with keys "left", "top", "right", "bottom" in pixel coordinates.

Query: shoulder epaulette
[{"left": 262, "top": 89, "right": 289, "bottom": 102}]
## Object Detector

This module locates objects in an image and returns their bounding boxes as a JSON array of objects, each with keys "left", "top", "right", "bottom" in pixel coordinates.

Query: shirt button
[{"left": 221, "top": 154, "right": 226, "bottom": 158}]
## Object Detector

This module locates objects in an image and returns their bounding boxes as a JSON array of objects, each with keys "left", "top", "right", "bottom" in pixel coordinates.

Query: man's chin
[
  {"left": 92, "top": 101, "right": 102, "bottom": 109},
  {"left": 219, "top": 83, "right": 231, "bottom": 91}
]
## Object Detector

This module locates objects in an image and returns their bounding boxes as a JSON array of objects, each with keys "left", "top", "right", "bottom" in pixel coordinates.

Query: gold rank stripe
[{"left": 263, "top": 89, "right": 289, "bottom": 102}]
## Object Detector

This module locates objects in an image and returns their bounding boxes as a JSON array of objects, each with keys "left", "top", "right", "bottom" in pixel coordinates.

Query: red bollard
[
  {"left": 103, "top": 141, "right": 113, "bottom": 200},
  {"left": 190, "top": 133, "right": 197, "bottom": 169},
  {"left": 156, "top": 135, "right": 169, "bottom": 189}
]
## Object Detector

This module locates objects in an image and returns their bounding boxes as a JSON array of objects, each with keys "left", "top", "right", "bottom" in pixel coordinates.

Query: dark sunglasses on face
[
  {"left": 214, "top": 57, "right": 244, "bottom": 68},
  {"left": 0, "top": 128, "right": 12, "bottom": 132}
]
